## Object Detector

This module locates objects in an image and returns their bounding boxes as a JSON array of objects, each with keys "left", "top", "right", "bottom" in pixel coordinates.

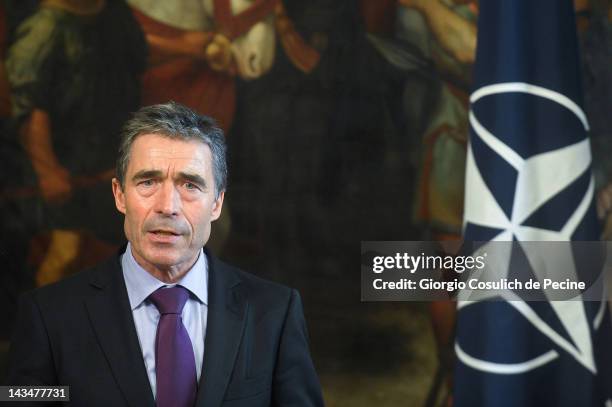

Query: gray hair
[{"left": 116, "top": 102, "right": 227, "bottom": 198}]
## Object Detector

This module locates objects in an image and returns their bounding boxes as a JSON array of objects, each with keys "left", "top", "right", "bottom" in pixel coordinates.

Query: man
[{"left": 6, "top": 102, "right": 325, "bottom": 407}]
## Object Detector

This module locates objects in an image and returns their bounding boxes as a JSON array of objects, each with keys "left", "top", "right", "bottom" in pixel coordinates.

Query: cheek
[
  {"left": 125, "top": 196, "right": 149, "bottom": 233},
  {"left": 185, "top": 206, "right": 213, "bottom": 237}
]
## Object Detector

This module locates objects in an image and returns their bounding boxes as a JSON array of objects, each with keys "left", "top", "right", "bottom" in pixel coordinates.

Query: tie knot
[{"left": 149, "top": 286, "right": 189, "bottom": 315}]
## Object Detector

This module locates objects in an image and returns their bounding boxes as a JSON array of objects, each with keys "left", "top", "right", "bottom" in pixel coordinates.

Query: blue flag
[{"left": 455, "top": 0, "right": 612, "bottom": 406}]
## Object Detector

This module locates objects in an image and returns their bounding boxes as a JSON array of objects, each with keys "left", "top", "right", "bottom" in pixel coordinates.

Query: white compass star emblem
[{"left": 456, "top": 82, "right": 605, "bottom": 375}]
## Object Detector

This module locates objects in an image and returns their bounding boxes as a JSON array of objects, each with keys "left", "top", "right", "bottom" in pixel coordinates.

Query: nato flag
[{"left": 455, "top": 0, "right": 612, "bottom": 406}]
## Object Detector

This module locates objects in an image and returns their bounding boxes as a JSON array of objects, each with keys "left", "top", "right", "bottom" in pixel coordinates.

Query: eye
[
  {"left": 139, "top": 179, "right": 154, "bottom": 187},
  {"left": 184, "top": 182, "right": 199, "bottom": 190}
]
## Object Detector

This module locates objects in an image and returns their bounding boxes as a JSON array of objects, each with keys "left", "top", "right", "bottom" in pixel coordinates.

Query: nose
[{"left": 154, "top": 181, "right": 180, "bottom": 216}]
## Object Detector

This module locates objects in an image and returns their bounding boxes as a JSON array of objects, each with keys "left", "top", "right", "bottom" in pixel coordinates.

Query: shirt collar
[{"left": 121, "top": 242, "right": 209, "bottom": 310}]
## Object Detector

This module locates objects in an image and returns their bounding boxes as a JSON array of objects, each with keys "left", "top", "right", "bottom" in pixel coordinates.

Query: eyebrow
[
  {"left": 178, "top": 172, "right": 207, "bottom": 188},
  {"left": 131, "top": 169, "right": 207, "bottom": 189},
  {"left": 132, "top": 170, "right": 163, "bottom": 183}
]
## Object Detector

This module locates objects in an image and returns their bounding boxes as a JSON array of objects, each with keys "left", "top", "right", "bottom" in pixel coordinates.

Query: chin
[
  {"left": 139, "top": 245, "right": 179, "bottom": 264},
  {"left": 148, "top": 252, "right": 183, "bottom": 267}
]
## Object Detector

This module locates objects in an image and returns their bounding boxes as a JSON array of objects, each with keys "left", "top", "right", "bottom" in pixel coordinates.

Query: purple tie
[{"left": 149, "top": 286, "right": 197, "bottom": 407}]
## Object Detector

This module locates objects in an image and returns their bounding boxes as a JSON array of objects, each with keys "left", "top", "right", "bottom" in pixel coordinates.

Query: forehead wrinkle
[
  {"left": 147, "top": 147, "right": 201, "bottom": 160},
  {"left": 145, "top": 145, "right": 207, "bottom": 163},
  {"left": 139, "top": 151, "right": 207, "bottom": 173}
]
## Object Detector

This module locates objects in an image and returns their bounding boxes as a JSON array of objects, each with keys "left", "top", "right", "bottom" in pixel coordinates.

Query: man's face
[{"left": 112, "top": 134, "right": 224, "bottom": 273}]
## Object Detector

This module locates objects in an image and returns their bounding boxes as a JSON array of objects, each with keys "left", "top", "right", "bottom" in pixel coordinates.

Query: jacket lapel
[
  {"left": 196, "top": 251, "right": 248, "bottom": 406},
  {"left": 85, "top": 255, "right": 155, "bottom": 407}
]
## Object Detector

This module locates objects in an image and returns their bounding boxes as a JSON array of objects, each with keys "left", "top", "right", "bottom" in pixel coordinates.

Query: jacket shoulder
[{"left": 215, "top": 257, "right": 296, "bottom": 309}]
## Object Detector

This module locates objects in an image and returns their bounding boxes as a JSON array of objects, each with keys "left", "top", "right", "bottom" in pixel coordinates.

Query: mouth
[
  {"left": 147, "top": 229, "right": 183, "bottom": 243},
  {"left": 150, "top": 230, "right": 180, "bottom": 236}
]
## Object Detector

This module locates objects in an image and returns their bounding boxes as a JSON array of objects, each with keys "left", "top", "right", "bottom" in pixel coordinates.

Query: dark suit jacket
[{"left": 6, "top": 248, "right": 324, "bottom": 406}]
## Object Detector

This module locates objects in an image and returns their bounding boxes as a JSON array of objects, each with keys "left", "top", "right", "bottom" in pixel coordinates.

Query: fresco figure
[
  {"left": 360, "top": 0, "right": 476, "bottom": 238},
  {"left": 4, "top": 0, "right": 146, "bottom": 286},
  {"left": 399, "top": 0, "right": 476, "bottom": 238},
  {"left": 128, "top": 0, "right": 319, "bottom": 131}
]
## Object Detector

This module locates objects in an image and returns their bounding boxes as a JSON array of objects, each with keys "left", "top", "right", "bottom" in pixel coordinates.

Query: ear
[
  {"left": 210, "top": 191, "right": 225, "bottom": 222},
  {"left": 112, "top": 178, "right": 126, "bottom": 214}
]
